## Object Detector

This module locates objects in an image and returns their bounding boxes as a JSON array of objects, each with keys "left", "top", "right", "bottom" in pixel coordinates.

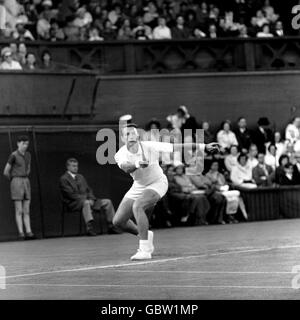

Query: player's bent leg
[
  {"left": 113, "top": 197, "right": 138, "bottom": 235},
  {"left": 131, "top": 189, "right": 160, "bottom": 260}
]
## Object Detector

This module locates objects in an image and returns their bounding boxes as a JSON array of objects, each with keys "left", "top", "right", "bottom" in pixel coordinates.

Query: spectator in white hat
[{"left": 0, "top": 47, "right": 22, "bottom": 70}]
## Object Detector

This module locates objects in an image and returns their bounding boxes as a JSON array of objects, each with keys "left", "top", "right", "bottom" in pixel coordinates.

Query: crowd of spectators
[
  {"left": 137, "top": 107, "right": 300, "bottom": 228},
  {"left": 0, "top": 0, "right": 289, "bottom": 42}
]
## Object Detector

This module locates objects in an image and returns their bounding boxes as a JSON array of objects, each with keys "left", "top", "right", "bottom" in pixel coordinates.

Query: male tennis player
[{"left": 113, "top": 123, "right": 219, "bottom": 260}]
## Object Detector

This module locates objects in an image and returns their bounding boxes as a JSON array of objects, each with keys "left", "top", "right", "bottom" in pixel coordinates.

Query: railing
[{"left": 5, "top": 37, "right": 300, "bottom": 74}]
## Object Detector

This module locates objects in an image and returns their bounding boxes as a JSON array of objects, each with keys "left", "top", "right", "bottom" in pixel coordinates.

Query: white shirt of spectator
[
  {"left": 153, "top": 25, "right": 172, "bottom": 40},
  {"left": 264, "top": 153, "right": 278, "bottom": 170},
  {"left": 247, "top": 157, "right": 259, "bottom": 171},
  {"left": 115, "top": 141, "right": 174, "bottom": 186},
  {"left": 0, "top": 59, "right": 22, "bottom": 70},
  {"left": 0, "top": 5, "right": 6, "bottom": 29},
  {"left": 285, "top": 123, "right": 300, "bottom": 144},
  {"left": 217, "top": 130, "right": 238, "bottom": 150},
  {"left": 230, "top": 162, "right": 254, "bottom": 186}
]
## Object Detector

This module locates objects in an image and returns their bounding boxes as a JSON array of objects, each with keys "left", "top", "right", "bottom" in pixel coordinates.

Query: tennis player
[{"left": 113, "top": 123, "right": 219, "bottom": 260}]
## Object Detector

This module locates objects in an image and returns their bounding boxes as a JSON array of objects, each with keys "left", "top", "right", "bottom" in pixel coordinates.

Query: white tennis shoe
[{"left": 130, "top": 249, "right": 152, "bottom": 260}]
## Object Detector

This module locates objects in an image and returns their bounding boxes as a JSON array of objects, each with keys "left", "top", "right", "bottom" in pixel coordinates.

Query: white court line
[
  {"left": 1, "top": 283, "right": 293, "bottom": 290},
  {"left": 113, "top": 270, "right": 294, "bottom": 274},
  {"left": 1, "top": 245, "right": 300, "bottom": 281}
]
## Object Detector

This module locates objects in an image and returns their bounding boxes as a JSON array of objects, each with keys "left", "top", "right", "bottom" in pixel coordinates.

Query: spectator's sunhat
[
  {"left": 1, "top": 47, "right": 12, "bottom": 57},
  {"left": 257, "top": 117, "right": 270, "bottom": 126},
  {"left": 177, "top": 105, "right": 189, "bottom": 117},
  {"left": 15, "top": 18, "right": 26, "bottom": 25},
  {"left": 119, "top": 114, "right": 132, "bottom": 122},
  {"left": 42, "top": 0, "right": 53, "bottom": 7}
]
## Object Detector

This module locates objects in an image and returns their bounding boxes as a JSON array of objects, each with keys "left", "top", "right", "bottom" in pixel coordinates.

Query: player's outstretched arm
[{"left": 173, "top": 142, "right": 220, "bottom": 154}]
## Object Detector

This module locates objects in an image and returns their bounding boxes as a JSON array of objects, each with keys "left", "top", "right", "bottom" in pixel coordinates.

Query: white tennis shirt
[{"left": 115, "top": 141, "right": 205, "bottom": 186}]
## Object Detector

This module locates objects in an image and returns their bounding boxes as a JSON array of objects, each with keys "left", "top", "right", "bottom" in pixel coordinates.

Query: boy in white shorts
[{"left": 113, "top": 123, "right": 219, "bottom": 260}]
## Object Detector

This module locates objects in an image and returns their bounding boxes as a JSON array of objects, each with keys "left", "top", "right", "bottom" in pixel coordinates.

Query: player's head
[
  {"left": 121, "top": 123, "right": 140, "bottom": 145},
  {"left": 66, "top": 158, "right": 79, "bottom": 174},
  {"left": 17, "top": 135, "right": 29, "bottom": 152}
]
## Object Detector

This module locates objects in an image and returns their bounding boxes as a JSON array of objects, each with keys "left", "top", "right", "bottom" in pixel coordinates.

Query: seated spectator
[
  {"left": 102, "top": 19, "right": 117, "bottom": 40},
  {"left": 12, "top": 19, "right": 35, "bottom": 41},
  {"left": 252, "top": 117, "right": 273, "bottom": 154},
  {"left": 108, "top": 3, "right": 123, "bottom": 27},
  {"left": 202, "top": 121, "right": 215, "bottom": 144},
  {"left": 217, "top": 120, "right": 238, "bottom": 153},
  {"left": 37, "top": 9, "right": 52, "bottom": 40},
  {"left": 262, "top": 0, "right": 279, "bottom": 23},
  {"left": 171, "top": 15, "right": 189, "bottom": 39},
  {"left": 268, "top": 131, "right": 286, "bottom": 158},
  {"left": 9, "top": 42, "right": 18, "bottom": 61},
  {"left": 187, "top": 161, "right": 226, "bottom": 225},
  {"left": 165, "top": 164, "right": 191, "bottom": 226},
  {"left": 73, "top": 6, "right": 93, "bottom": 28},
  {"left": 60, "top": 158, "right": 117, "bottom": 236},
  {"left": 231, "top": 153, "right": 257, "bottom": 189},
  {"left": 144, "top": 118, "right": 161, "bottom": 142},
  {"left": 206, "top": 160, "right": 248, "bottom": 221},
  {"left": 273, "top": 20, "right": 284, "bottom": 37},
  {"left": 49, "top": 20, "right": 66, "bottom": 41},
  {"left": 247, "top": 16, "right": 259, "bottom": 37},
  {"left": 143, "top": 1, "right": 159, "bottom": 29},
  {"left": 194, "top": 27, "right": 206, "bottom": 38},
  {"left": 117, "top": 19, "right": 133, "bottom": 40},
  {"left": 254, "top": 10, "right": 269, "bottom": 28},
  {"left": 0, "top": 47, "right": 22, "bottom": 70},
  {"left": 257, "top": 24, "right": 274, "bottom": 38},
  {"left": 88, "top": 27, "right": 103, "bottom": 41},
  {"left": 265, "top": 144, "right": 278, "bottom": 170},
  {"left": 186, "top": 10, "right": 199, "bottom": 37},
  {"left": 132, "top": 16, "right": 152, "bottom": 40},
  {"left": 153, "top": 16, "right": 172, "bottom": 40},
  {"left": 234, "top": 117, "right": 252, "bottom": 153},
  {"left": 293, "top": 151, "right": 300, "bottom": 184},
  {"left": 286, "top": 141, "right": 296, "bottom": 165},
  {"left": 274, "top": 154, "right": 289, "bottom": 184},
  {"left": 252, "top": 153, "right": 274, "bottom": 186},
  {"left": 285, "top": 117, "right": 300, "bottom": 144},
  {"left": 63, "top": 16, "right": 80, "bottom": 41},
  {"left": 39, "top": 50, "right": 55, "bottom": 70},
  {"left": 207, "top": 24, "right": 218, "bottom": 38},
  {"left": 24, "top": 52, "right": 37, "bottom": 70},
  {"left": 224, "top": 145, "right": 239, "bottom": 172},
  {"left": 247, "top": 144, "right": 259, "bottom": 170},
  {"left": 238, "top": 24, "right": 248, "bottom": 38},
  {"left": 17, "top": 42, "right": 27, "bottom": 67},
  {"left": 278, "top": 162, "right": 297, "bottom": 186},
  {"left": 173, "top": 162, "right": 210, "bottom": 225}
]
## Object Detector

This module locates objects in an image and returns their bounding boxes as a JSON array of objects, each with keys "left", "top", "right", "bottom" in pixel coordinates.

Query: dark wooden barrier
[
  {"left": 4, "top": 37, "right": 300, "bottom": 74},
  {"left": 239, "top": 186, "right": 300, "bottom": 221}
]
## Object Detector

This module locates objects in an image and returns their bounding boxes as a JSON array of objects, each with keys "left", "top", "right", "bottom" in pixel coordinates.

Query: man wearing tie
[{"left": 59, "top": 158, "right": 116, "bottom": 236}]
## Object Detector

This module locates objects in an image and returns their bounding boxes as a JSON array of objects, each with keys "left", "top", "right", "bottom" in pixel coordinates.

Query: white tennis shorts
[{"left": 125, "top": 176, "right": 168, "bottom": 201}]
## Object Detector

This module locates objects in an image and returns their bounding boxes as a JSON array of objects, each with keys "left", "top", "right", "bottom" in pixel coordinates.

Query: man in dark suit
[
  {"left": 251, "top": 117, "right": 273, "bottom": 154},
  {"left": 278, "top": 163, "right": 297, "bottom": 186},
  {"left": 293, "top": 151, "right": 300, "bottom": 184},
  {"left": 234, "top": 117, "right": 252, "bottom": 153},
  {"left": 252, "top": 153, "right": 274, "bottom": 186},
  {"left": 59, "top": 158, "right": 116, "bottom": 236}
]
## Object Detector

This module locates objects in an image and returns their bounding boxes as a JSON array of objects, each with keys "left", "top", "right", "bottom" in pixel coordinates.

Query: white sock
[{"left": 139, "top": 240, "right": 150, "bottom": 252}]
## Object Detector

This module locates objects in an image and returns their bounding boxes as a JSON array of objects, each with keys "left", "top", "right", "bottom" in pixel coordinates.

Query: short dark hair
[
  {"left": 279, "top": 154, "right": 289, "bottom": 166},
  {"left": 17, "top": 135, "right": 29, "bottom": 143},
  {"left": 66, "top": 158, "right": 78, "bottom": 168},
  {"left": 238, "top": 153, "right": 248, "bottom": 163}
]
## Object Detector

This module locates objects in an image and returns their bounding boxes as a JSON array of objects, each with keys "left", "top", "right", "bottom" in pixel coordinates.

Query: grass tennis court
[{"left": 1, "top": 219, "right": 300, "bottom": 300}]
